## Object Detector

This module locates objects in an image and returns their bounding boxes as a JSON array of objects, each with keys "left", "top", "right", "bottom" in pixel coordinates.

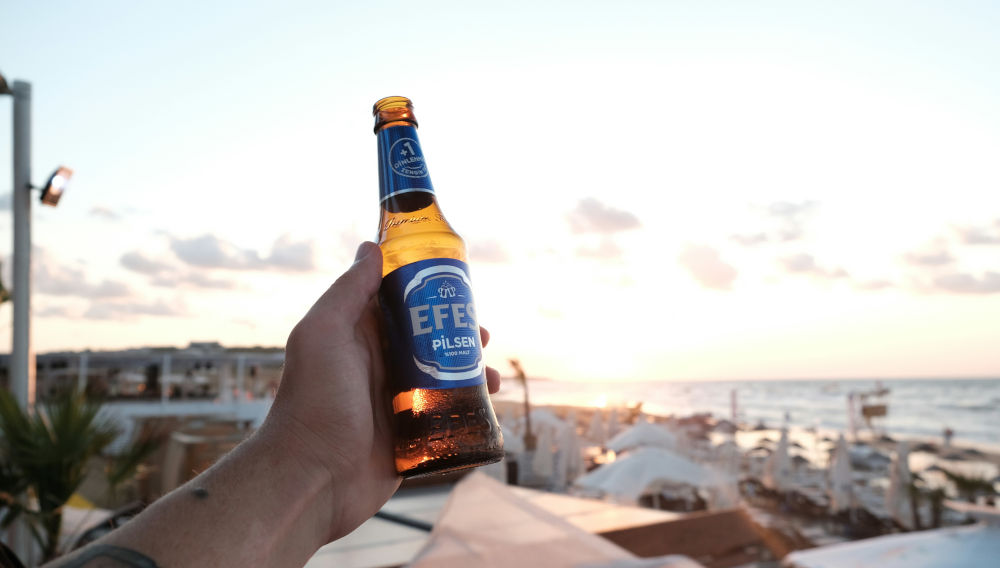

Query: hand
[{"left": 263, "top": 242, "right": 500, "bottom": 542}]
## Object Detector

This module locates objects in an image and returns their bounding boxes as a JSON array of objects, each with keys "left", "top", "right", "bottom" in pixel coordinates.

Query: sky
[{"left": 1, "top": 1, "right": 999, "bottom": 382}]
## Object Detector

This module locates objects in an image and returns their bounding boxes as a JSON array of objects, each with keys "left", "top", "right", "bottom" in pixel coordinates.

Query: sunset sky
[{"left": 1, "top": 1, "right": 999, "bottom": 382}]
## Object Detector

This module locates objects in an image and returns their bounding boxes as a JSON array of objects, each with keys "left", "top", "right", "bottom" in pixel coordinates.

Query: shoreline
[
  {"left": 492, "top": 400, "right": 1000, "bottom": 480},
  {"left": 491, "top": 377, "right": 1000, "bottom": 450}
]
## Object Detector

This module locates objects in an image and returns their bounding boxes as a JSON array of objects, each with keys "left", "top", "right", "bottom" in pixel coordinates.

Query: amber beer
[{"left": 372, "top": 96, "right": 504, "bottom": 477}]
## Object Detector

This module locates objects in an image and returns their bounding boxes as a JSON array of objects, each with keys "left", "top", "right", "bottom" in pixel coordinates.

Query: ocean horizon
[{"left": 494, "top": 376, "right": 1000, "bottom": 448}]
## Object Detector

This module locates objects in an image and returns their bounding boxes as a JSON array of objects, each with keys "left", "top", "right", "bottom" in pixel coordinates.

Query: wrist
[{"left": 256, "top": 413, "right": 345, "bottom": 541}]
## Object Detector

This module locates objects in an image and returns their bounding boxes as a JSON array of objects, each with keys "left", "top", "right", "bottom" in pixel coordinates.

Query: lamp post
[
  {"left": 1, "top": 74, "right": 72, "bottom": 410},
  {"left": 2, "top": 76, "right": 34, "bottom": 409}
]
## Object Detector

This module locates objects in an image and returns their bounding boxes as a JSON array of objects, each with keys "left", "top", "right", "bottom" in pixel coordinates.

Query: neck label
[{"left": 378, "top": 125, "right": 435, "bottom": 201}]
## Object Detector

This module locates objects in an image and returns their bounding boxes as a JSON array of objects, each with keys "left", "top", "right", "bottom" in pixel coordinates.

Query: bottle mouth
[{"left": 373, "top": 96, "right": 418, "bottom": 132}]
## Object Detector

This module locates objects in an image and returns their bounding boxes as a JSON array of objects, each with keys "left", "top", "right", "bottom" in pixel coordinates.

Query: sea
[{"left": 493, "top": 377, "right": 1000, "bottom": 449}]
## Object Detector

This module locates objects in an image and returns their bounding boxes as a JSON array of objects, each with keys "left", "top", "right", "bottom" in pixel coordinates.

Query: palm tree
[{"left": 0, "top": 389, "right": 119, "bottom": 561}]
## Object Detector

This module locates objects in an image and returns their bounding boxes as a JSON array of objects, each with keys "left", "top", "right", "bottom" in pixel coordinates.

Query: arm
[{"left": 50, "top": 242, "right": 500, "bottom": 567}]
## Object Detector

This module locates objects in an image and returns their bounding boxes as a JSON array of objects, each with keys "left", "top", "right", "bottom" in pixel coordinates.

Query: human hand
[{"left": 262, "top": 241, "right": 500, "bottom": 542}]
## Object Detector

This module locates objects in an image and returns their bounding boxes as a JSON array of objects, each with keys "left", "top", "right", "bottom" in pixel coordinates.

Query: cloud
[
  {"left": 121, "top": 251, "right": 174, "bottom": 275},
  {"left": 151, "top": 272, "right": 236, "bottom": 290},
  {"left": 35, "top": 251, "right": 131, "bottom": 299},
  {"left": 577, "top": 239, "right": 624, "bottom": 260},
  {"left": 677, "top": 244, "right": 737, "bottom": 290},
  {"left": 955, "top": 219, "right": 1000, "bottom": 245},
  {"left": 169, "top": 234, "right": 316, "bottom": 271},
  {"left": 731, "top": 201, "right": 818, "bottom": 245},
  {"left": 90, "top": 206, "right": 120, "bottom": 221},
  {"left": 567, "top": 198, "right": 640, "bottom": 234},
  {"left": 266, "top": 235, "right": 316, "bottom": 272},
  {"left": 779, "top": 253, "right": 849, "bottom": 279},
  {"left": 855, "top": 279, "right": 895, "bottom": 291},
  {"left": 930, "top": 271, "right": 1000, "bottom": 294},
  {"left": 170, "top": 234, "right": 264, "bottom": 269},
  {"left": 84, "top": 299, "right": 186, "bottom": 320},
  {"left": 903, "top": 249, "right": 955, "bottom": 267},
  {"left": 468, "top": 240, "right": 511, "bottom": 263},
  {"left": 730, "top": 232, "right": 769, "bottom": 247},
  {"left": 35, "top": 306, "right": 73, "bottom": 318},
  {"left": 122, "top": 249, "right": 237, "bottom": 289}
]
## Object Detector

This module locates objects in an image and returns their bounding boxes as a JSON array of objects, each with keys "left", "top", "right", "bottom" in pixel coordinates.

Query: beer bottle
[{"left": 373, "top": 96, "right": 504, "bottom": 477}]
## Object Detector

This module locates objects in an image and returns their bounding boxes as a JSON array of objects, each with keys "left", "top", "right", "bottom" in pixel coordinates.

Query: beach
[{"left": 487, "top": 380, "right": 1000, "bottom": 563}]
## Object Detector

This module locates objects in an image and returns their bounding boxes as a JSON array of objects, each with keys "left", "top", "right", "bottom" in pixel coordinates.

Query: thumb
[{"left": 312, "top": 242, "right": 383, "bottom": 322}]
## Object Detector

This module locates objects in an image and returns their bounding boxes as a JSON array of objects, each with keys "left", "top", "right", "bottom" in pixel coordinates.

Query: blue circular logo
[{"left": 389, "top": 137, "right": 428, "bottom": 178}]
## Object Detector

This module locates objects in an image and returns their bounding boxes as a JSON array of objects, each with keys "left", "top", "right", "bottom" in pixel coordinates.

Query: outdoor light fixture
[
  {"left": 39, "top": 165, "right": 73, "bottom": 207},
  {"left": 2, "top": 72, "right": 79, "bottom": 414}
]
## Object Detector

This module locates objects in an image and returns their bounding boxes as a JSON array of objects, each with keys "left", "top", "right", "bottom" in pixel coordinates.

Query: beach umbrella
[
  {"left": 499, "top": 406, "right": 519, "bottom": 435},
  {"left": 607, "top": 421, "right": 678, "bottom": 454},
  {"left": 885, "top": 441, "right": 913, "bottom": 528},
  {"left": 503, "top": 431, "right": 526, "bottom": 455},
  {"left": 521, "top": 408, "right": 566, "bottom": 437},
  {"left": 606, "top": 407, "right": 621, "bottom": 439},
  {"left": 565, "top": 408, "right": 578, "bottom": 431},
  {"left": 531, "top": 425, "right": 555, "bottom": 479},
  {"left": 586, "top": 409, "right": 607, "bottom": 446},
  {"left": 828, "top": 434, "right": 853, "bottom": 512},
  {"left": 714, "top": 440, "right": 741, "bottom": 475},
  {"left": 555, "top": 423, "right": 585, "bottom": 488},
  {"left": 573, "top": 447, "right": 729, "bottom": 504},
  {"left": 763, "top": 428, "right": 792, "bottom": 492},
  {"left": 784, "top": 522, "right": 1000, "bottom": 568}
]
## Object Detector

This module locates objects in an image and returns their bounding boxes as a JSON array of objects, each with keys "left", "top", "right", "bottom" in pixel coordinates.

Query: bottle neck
[{"left": 377, "top": 124, "right": 435, "bottom": 208}]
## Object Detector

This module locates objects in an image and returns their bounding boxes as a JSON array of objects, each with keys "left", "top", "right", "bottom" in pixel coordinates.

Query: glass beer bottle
[{"left": 373, "top": 96, "right": 504, "bottom": 477}]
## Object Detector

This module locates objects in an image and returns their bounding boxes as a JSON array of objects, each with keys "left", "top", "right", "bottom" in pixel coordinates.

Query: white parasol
[
  {"left": 606, "top": 407, "right": 621, "bottom": 439},
  {"left": 586, "top": 409, "right": 607, "bottom": 446},
  {"left": 555, "top": 423, "right": 586, "bottom": 488},
  {"left": 573, "top": 447, "right": 730, "bottom": 504},
  {"left": 607, "top": 421, "right": 678, "bottom": 455},
  {"left": 885, "top": 441, "right": 913, "bottom": 528},
  {"left": 828, "top": 434, "right": 853, "bottom": 512},
  {"left": 763, "top": 428, "right": 792, "bottom": 492},
  {"left": 531, "top": 424, "right": 555, "bottom": 479}
]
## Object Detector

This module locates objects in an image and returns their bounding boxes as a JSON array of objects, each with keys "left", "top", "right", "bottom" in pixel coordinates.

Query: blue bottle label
[
  {"left": 377, "top": 125, "right": 435, "bottom": 202},
  {"left": 380, "top": 258, "right": 485, "bottom": 390}
]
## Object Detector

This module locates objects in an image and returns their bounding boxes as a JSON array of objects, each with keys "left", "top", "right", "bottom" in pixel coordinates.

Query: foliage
[{"left": 0, "top": 389, "right": 123, "bottom": 561}]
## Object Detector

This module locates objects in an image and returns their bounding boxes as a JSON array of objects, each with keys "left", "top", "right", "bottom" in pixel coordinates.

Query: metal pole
[
  {"left": 77, "top": 352, "right": 89, "bottom": 393},
  {"left": 11, "top": 80, "right": 34, "bottom": 410},
  {"left": 235, "top": 354, "right": 246, "bottom": 402},
  {"left": 160, "top": 354, "right": 171, "bottom": 404}
]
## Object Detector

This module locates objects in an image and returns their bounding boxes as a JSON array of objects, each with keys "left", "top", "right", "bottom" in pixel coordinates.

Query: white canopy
[
  {"left": 763, "top": 428, "right": 792, "bottom": 492},
  {"left": 885, "top": 441, "right": 913, "bottom": 528},
  {"left": 516, "top": 408, "right": 567, "bottom": 440},
  {"left": 555, "top": 420, "right": 586, "bottom": 488},
  {"left": 714, "top": 440, "right": 742, "bottom": 475},
  {"left": 587, "top": 409, "right": 608, "bottom": 445},
  {"left": 828, "top": 434, "right": 853, "bottom": 512},
  {"left": 574, "top": 447, "right": 730, "bottom": 503},
  {"left": 607, "top": 421, "right": 678, "bottom": 454},
  {"left": 785, "top": 523, "right": 1000, "bottom": 568},
  {"left": 407, "top": 472, "right": 705, "bottom": 568},
  {"left": 531, "top": 424, "right": 555, "bottom": 479},
  {"left": 606, "top": 407, "right": 621, "bottom": 439}
]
